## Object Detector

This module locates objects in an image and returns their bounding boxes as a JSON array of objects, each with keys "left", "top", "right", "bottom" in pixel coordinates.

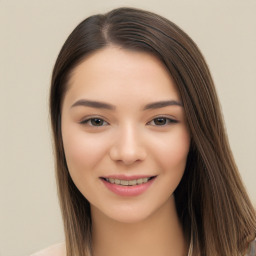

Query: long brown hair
[{"left": 50, "top": 7, "right": 256, "bottom": 256}]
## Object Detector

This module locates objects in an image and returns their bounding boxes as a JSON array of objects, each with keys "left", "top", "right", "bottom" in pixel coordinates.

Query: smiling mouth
[{"left": 101, "top": 176, "right": 156, "bottom": 186}]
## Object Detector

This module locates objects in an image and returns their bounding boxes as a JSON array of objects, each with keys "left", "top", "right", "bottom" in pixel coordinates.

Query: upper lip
[{"left": 101, "top": 175, "right": 156, "bottom": 180}]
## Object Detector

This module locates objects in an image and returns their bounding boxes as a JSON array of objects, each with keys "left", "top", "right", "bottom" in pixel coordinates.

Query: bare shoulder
[{"left": 30, "top": 242, "right": 65, "bottom": 256}]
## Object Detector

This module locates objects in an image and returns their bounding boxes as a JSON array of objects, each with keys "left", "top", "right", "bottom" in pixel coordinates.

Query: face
[{"left": 61, "top": 46, "right": 190, "bottom": 223}]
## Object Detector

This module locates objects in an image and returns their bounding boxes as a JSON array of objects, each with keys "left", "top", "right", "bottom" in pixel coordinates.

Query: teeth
[
  {"left": 137, "top": 178, "right": 143, "bottom": 184},
  {"left": 142, "top": 178, "right": 148, "bottom": 183},
  {"left": 106, "top": 177, "right": 152, "bottom": 186},
  {"left": 109, "top": 178, "right": 115, "bottom": 183},
  {"left": 120, "top": 180, "right": 129, "bottom": 185},
  {"left": 128, "top": 180, "right": 137, "bottom": 185}
]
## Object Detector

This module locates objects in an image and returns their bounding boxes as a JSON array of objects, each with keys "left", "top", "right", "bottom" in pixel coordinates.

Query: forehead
[{"left": 65, "top": 46, "right": 180, "bottom": 103}]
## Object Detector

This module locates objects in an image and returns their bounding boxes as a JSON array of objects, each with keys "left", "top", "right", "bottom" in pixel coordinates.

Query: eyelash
[
  {"left": 80, "top": 117, "right": 109, "bottom": 127},
  {"left": 147, "top": 117, "right": 178, "bottom": 126},
  {"left": 80, "top": 116, "right": 178, "bottom": 127}
]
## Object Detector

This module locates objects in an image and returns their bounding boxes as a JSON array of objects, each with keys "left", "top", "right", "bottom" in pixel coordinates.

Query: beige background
[{"left": 1, "top": 0, "right": 255, "bottom": 255}]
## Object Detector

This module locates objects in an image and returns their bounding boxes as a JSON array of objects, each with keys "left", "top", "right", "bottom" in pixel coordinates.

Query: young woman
[{"left": 33, "top": 7, "right": 256, "bottom": 256}]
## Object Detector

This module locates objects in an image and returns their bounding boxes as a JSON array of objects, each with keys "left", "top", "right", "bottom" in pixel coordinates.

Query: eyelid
[
  {"left": 146, "top": 115, "right": 178, "bottom": 126},
  {"left": 78, "top": 115, "right": 178, "bottom": 127},
  {"left": 79, "top": 116, "right": 109, "bottom": 126}
]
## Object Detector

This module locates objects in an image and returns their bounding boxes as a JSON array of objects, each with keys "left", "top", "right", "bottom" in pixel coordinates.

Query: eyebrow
[
  {"left": 71, "top": 99, "right": 183, "bottom": 110},
  {"left": 143, "top": 100, "right": 183, "bottom": 110},
  {"left": 71, "top": 99, "right": 116, "bottom": 110}
]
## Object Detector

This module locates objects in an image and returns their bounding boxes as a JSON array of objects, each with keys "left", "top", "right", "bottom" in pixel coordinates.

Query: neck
[{"left": 91, "top": 196, "right": 188, "bottom": 256}]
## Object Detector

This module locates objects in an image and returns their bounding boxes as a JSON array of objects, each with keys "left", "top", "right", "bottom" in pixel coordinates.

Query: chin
[
  {"left": 107, "top": 210, "right": 153, "bottom": 224},
  {"left": 91, "top": 202, "right": 157, "bottom": 225}
]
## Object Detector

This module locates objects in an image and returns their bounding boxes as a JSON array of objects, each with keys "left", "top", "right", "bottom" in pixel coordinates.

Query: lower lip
[{"left": 101, "top": 178, "right": 156, "bottom": 197}]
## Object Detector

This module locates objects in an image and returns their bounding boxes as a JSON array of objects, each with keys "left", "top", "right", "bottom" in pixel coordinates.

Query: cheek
[
  {"left": 155, "top": 130, "right": 190, "bottom": 196},
  {"left": 150, "top": 128, "right": 190, "bottom": 171},
  {"left": 61, "top": 126, "right": 109, "bottom": 175}
]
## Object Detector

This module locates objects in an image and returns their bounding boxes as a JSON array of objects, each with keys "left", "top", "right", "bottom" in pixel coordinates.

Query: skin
[{"left": 61, "top": 46, "right": 191, "bottom": 256}]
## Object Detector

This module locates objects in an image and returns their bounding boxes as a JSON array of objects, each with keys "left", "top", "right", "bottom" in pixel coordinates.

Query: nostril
[
  {"left": 109, "top": 147, "right": 146, "bottom": 164},
  {"left": 108, "top": 132, "right": 147, "bottom": 164}
]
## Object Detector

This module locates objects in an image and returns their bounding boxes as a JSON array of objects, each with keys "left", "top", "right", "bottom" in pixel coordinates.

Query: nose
[{"left": 109, "top": 124, "right": 147, "bottom": 165}]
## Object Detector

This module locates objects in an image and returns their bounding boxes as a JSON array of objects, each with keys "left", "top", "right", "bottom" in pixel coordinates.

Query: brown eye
[
  {"left": 80, "top": 118, "right": 108, "bottom": 126},
  {"left": 147, "top": 117, "right": 178, "bottom": 126},
  {"left": 153, "top": 118, "right": 167, "bottom": 126},
  {"left": 90, "top": 118, "right": 105, "bottom": 126}
]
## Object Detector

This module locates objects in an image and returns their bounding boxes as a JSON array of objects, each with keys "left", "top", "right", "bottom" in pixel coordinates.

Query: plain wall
[{"left": 1, "top": 0, "right": 255, "bottom": 255}]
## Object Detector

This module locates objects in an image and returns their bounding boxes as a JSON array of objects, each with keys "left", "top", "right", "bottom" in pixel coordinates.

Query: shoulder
[
  {"left": 246, "top": 238, "right": 256, "bottom": 256},
  {"left": 30, "top": 242, "right": 65, "bottom": 256}
]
